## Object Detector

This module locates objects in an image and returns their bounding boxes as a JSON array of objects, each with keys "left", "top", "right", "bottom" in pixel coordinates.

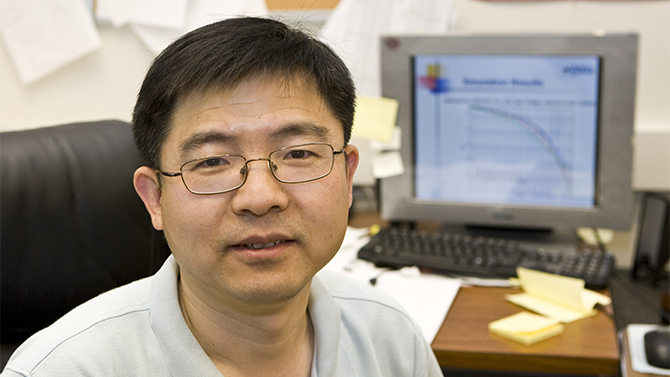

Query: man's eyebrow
[
  {"left": 270, "top": 122, "right": 332, "bottom": 141},
  {"left": 178, "top": 131, "right": 234, "bottom": 156}
]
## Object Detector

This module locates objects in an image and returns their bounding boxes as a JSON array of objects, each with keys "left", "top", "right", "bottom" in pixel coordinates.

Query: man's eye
[
  {"left": 286, "top": 150, "right": 313, "bottom": 159},
  {"left": 195, "top": 157, "right": 230, "bottom": 169}
]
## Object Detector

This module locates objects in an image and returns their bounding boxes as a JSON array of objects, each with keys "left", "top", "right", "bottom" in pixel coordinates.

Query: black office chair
[{"left": 0, "top": 120, "right": 170, "bottom": 368}]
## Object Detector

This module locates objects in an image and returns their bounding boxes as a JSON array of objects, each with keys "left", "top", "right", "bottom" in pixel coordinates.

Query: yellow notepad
[
  {"left": 506, "top": 267, "right": 611, "bottom": 323},
  {"left": 488, "top": 311, "right": 564, "bottom": 346}
]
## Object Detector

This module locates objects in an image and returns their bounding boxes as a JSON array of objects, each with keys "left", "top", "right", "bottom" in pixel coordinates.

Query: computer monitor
[{"left": 379, "top": 33, "right": 638, "bottom": 236}]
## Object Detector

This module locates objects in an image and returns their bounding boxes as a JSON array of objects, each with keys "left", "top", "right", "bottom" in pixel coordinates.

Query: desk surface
[{"left": 431, "top": 285, "right": 620, "bottom": 376}]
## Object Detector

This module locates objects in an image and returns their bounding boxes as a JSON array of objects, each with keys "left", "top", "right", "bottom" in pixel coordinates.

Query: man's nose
[{"left": 230, "top": 159, "right": 289, "bottom": 216}]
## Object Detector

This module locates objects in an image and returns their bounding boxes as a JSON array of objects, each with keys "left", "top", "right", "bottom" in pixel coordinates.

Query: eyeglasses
[{"left": 157, "top": 143, "right": 345, "bottom": 195}]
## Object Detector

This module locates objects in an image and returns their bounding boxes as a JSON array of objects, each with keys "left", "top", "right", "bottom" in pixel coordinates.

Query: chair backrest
[{"left": 1, "top": 120, "right": 170, "bottom": 343}]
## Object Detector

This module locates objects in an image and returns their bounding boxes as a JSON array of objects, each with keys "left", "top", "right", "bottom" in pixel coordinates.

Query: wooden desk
[{"left": 431, "top": 286, "right": 620, "bottom": 376}]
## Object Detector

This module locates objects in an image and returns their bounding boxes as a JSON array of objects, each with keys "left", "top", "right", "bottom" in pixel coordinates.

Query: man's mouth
[{"left": 242, "top": 240, "right": 287, "bottom": 250}]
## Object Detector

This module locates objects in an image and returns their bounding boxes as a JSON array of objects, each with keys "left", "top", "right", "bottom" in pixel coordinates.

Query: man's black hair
[{"left": 132, "top": 16, "right": 356, "bottom": 169}]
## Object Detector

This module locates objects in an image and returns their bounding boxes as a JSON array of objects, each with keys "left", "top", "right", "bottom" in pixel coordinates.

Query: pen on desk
[{"left": 369, "top": 268, "right": 398, "bottom": 286}]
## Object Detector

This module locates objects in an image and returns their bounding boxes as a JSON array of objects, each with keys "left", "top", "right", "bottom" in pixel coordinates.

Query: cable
[
  {"left": 612, "top": 270, "right": 670, "bottom": 324},
  {"left": 591, "top": 227, "right": 608, "bottom": 253},
  {"left": 590, "top": 228, "right": 669, "bottom": 323}
]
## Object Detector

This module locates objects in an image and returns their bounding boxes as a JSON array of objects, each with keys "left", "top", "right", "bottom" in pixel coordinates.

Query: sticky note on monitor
[
  {"left": 352, "top": 96, "right": 399, "bottom": 143},
  {"left": 489, "top": 311, "right": 564, "bottom": 346}
]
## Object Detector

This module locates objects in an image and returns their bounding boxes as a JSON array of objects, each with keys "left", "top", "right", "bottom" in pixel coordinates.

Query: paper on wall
[
  {"left": 0, "top": 0, "right": 101, "bottom": 85},
  {"left": 98, "top": 0, "right": 268, "bottom": 55},
  {"left": 372, "top": 151, "right": 404, "bottom": 178},
  {"left": 321, "top": 0, "right": 452, "bottom": 97},
  {"left": 96, "top": 0, "right": 188, "bottom": 29},
  {"left": 506, "top": 267, "right": 611, "bottom": 323},
  {"left": 369, "top": 126, "right": 404, "bottom": 179},
  {"left": 130, "top": 0, "right": 265, "bottom": 54}
]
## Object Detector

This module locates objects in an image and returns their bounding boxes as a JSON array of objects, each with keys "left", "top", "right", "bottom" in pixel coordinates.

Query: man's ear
[
  {"left": 343, "top": 144, "right": 359, "bottom": 207},
  {"left": 134, "top": 166, "right": 164, "bottom": 230}
]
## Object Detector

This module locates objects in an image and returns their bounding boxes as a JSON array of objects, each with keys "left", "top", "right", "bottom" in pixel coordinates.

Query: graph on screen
[
  {"left": 467, "top": 102, "right": 576, "bottom": 195},
  {"left": 413, "top": 55, "right": 600, "bottom": 209}
]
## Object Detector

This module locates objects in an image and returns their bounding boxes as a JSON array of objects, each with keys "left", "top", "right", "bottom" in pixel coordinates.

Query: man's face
[{"left": 135, "top": 75, "right": 358, "bottom": 309}]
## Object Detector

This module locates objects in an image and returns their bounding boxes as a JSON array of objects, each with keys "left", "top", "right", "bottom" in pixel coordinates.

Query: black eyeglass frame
[{"left": 157, "top": 142, "right": 346, "bottom": 195}]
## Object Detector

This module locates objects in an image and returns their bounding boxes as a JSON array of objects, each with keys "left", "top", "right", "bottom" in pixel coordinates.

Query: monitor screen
[
  {"left": 414, "top": 54, "right": 600, "bottom": 209},
  {"left": 379, "top": 33, "right": 637, "bottom": 232}
]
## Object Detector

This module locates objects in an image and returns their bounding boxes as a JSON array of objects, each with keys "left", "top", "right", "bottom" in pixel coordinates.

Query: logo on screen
[
  {"left": 419, "top": 63, "right": 450, "bottom": 94},
  {"left": 563, "top": 65, "right": 594, "bottom": 76}
]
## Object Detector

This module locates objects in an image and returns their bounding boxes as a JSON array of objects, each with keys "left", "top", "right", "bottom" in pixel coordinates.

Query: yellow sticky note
[
  {"left": 352, "top": 96, "right": 399, "bottom": 143},
  {"left": 489, "top": 312, "right": 564, "bottom": 346},
  {"left": 505, "top": 293, "right": 595, "bottom": 323},
  {"left": 506, "top": 267, "right": 611, "bottom": 323}
]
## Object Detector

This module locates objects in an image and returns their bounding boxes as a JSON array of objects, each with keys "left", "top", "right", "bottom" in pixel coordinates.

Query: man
[{"left": 2, "top": 17, "right": 442, "bottom": 376}]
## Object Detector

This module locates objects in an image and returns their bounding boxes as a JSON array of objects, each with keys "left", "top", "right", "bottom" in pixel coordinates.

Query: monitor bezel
[{"left": 379, "top": 32, "right": 638, "bottom": 231}]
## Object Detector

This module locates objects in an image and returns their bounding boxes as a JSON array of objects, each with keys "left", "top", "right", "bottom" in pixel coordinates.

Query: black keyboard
[{"left": 357, "top": 226, "right": 616, "bottom": 290}]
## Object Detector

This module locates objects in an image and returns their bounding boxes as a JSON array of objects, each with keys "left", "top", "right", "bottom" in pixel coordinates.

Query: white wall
[
  {"left": 1, "top": 1, "right": 668, "bottom": 189},
  {"left": 0, "top": 24, "right": 154, "bottom": 131}
]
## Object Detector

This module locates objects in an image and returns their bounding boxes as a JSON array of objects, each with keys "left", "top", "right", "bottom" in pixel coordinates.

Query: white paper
[
  {"left": 372, "top": 151, "right": 404, "bottom": 178},
  {"left": 321, "top": 0, "right": 452, "bottom": 97},
  {"left": 0, "top": 0, "right": 102, "bottom": 85},
  {"left": 96, "top": 0, "right": 188, "bottom": 29},
  {"left": 325, "top": 226, "right": 461, "bottom": 342},
  {"left": 350, "top": 137, "right": 376, "bottom": 185},
  {"left": 368, "top": 127, "right": 404, "bottom": 180},
  {"left": 127, "top": 0, "right": 268, "bottom": 55},
  {"left": 375, "top": 270, "right": 460, "bottom": 342}
]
